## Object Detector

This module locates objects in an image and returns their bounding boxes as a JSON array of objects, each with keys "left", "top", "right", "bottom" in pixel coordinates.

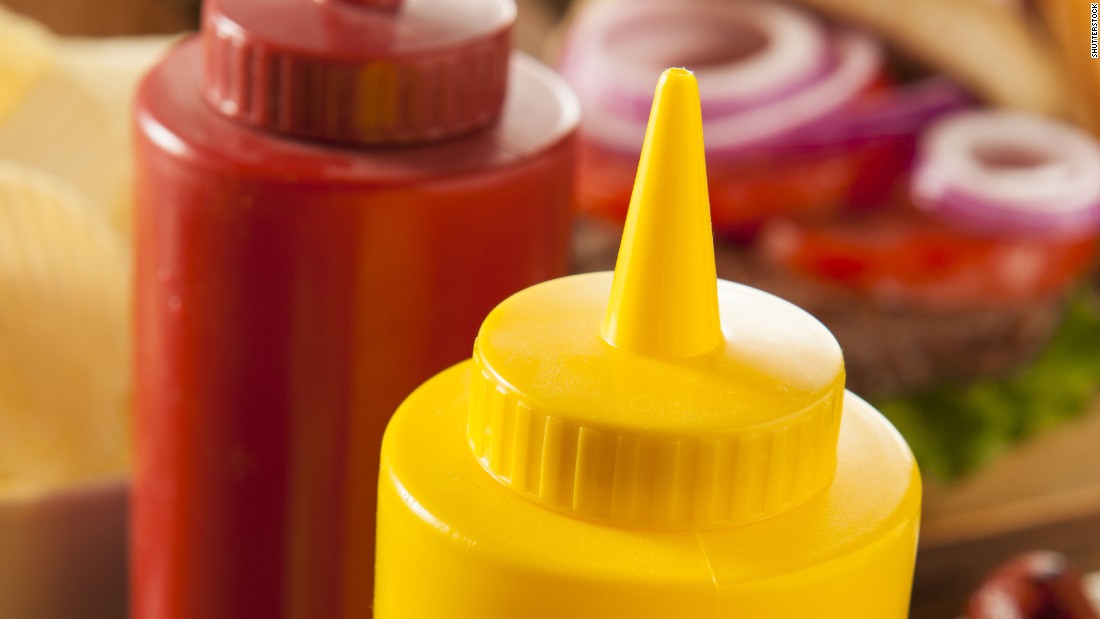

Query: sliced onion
[
  {"left": 559, "top": 0, "right": 833, "bottom": 124},
  {"left": 911, "top": 111, "right": 1100, "bottom": 237},
  {"left": 567, "top": 25, "right": 883, "bottom": 155},
  {"left": 703, "top": 32, "right": 881, "bottom": 156},
  {"left": 769, "top": 75, "right": 973, "bottom": 152}
]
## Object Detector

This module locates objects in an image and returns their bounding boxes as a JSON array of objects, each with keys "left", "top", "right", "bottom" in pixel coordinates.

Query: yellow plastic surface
[
  {"left": 467, "top": 273, "right": 845, "bottom": 527},
  {"left": 376, "top": 69, "right": 921, "bottom": 617},
  {"left": 379, "top": 366, "right": 919, "bottom": 618},
  {"left": 602, "top": 67, "right": 721, "bottom": 359}
]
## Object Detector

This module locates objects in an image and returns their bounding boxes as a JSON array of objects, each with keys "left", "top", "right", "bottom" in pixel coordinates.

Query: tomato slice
[
  {"left": 575, "top": 136, "right": 911, "bottom": 241},
  {"left": 573, "top": 75, "right": 921, "bottom": 240},
  {"left": 758, "top": 204, "right": 1098, "bottom": 306}
]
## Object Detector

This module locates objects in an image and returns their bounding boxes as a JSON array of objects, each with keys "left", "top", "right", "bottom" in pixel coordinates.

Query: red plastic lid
[{"left": 202, "top": 0, "right": 515, "bottom": 145}]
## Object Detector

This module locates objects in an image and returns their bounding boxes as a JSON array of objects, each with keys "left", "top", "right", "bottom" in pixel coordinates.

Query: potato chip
[
  {"left": 57, "top": 36, "right": 179, "bottom": 92},
  {"left": 0, "top": 162, "right": 129, "bottom": 498},
  {"left": 0, "top": 34, "right": 175, "bottom": 237},
  {"left": 0, "top": 6, "right": 55, "bottom": 125}
]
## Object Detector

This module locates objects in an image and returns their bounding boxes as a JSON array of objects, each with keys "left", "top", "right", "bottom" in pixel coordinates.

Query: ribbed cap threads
[{"left": 202, "top": 0, "right": 513, "bottom": 145}]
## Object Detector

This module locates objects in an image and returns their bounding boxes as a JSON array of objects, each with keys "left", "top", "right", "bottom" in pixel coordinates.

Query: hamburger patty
[{"left": 573, "top": 218, "right": 1064, "bottom": 397}]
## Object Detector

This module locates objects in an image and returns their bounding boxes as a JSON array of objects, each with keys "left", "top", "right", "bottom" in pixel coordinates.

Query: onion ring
[
  {"left": 559, "top": 0, "right": 888, "bottom": 157},
  {"left": 560, "top": 0, "right": 831, "bottom": 122},
  {"left": 912, "top": 110, "right": 1100, "bottom": 237}
]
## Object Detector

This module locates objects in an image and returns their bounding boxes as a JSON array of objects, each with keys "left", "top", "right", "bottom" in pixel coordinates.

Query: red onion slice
[
  {"left": 570, "top": 26, "right": 883, "bottom": 158},
  {"left": 704, "top": 32, "right": 881, "bottom": 156},
  {"left": 912, "top": 111, "right": 1100, "bottom": 237},
  {"left": 779, "top": 76, "right": 974, "bottom": 151},
  {"left": 560, "top": 0, "right": 832, "bottom": 122}
]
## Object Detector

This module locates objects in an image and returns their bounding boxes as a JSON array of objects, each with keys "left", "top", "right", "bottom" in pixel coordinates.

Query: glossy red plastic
[
  {"left": 132, "top": 28, "right": 577, "bottom": 619},
  {"left": 202, "top": 0, "right": 514, "bottom": 144}
]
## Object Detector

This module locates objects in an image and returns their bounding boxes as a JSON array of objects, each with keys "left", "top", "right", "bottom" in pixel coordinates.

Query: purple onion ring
[
  {"left": 567, "top": 25, "right": 883, "bottom": 157},
  {"left": 560, "top": 0, "right": 833, "bottom": 125},
  {"left": 912, "top": 111, "right": 1100, "bottom": 238}
]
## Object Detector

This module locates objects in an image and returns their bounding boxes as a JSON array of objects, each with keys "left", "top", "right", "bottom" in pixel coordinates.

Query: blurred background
[
  {"left": 2, "top": 0, "right": 1100, "bottom": 617},
  {"left": 2, "top": 0, "right": 199, "bottom": 36}
]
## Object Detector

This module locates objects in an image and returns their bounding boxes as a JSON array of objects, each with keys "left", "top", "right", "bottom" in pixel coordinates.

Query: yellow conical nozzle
[
  {"left": 458, "top": 67, "right": 848, "bottom": 529},
  {"left": 602, "top": 68, "right": 722, "bottom": 359}
]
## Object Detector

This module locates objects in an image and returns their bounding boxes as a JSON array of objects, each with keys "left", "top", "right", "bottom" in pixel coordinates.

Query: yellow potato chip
[
  {"left": 0, "top": 34, "right": 175, "bottom": 238},
  {"left": 57, "top": 36, "right": 177, "bottom": 236},
  {"left": 0, "top": 162, "right": 129, "bottom": 498},
  {"left": 0, "top": 71, "right": 123, "bottom": 241},
  {"left": 58, "top": 36, "right": 179, "bottom": 91},
  {"left": 0, "top": 6, "right": 55, "bottom": 124}
]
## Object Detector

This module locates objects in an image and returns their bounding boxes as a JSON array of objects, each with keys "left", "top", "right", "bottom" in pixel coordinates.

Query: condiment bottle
[
  {"left": 131, "top": 0, "right": 578, "bottom": 617},
  {"left": 375, "top": 68, "right": 921, "bottom": 618}
]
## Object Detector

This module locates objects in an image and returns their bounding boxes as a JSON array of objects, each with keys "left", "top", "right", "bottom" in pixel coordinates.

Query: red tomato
[
  {"left": 576, "top": 137, "right": 910, "bottom": 241},
  {"left": 574, "top": 75, "right": 910, "bottom": 240},
  {"left": 758, "top": 205, "right": 1098, "bottom": 306}
]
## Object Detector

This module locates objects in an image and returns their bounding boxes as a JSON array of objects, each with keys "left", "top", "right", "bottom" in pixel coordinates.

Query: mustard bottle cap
[{"left": 467, "top": 69, "right": 845, "bottom": 528}]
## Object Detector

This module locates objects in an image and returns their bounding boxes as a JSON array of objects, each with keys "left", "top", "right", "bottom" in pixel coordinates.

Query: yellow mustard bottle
[{"left": 375, "top": 68, "right": 922, "bottom": 618}]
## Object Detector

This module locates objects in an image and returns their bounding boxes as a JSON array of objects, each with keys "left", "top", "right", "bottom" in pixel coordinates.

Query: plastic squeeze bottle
[
  {"left": 132, "top": 0, "right": 577, "bottom": 617},
  {"left": 375, "top": 68, "right": 922, "bottom": 618}
]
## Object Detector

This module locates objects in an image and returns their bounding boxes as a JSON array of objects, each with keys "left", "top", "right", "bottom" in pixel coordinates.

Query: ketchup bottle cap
[{"left": 202, "top": 0, "right": 514, "bottom": 145}]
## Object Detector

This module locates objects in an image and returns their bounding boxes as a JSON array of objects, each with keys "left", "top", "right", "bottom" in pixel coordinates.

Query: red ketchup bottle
[{"left": 131, "top": 0, "right": 578, "bottom": 617}]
